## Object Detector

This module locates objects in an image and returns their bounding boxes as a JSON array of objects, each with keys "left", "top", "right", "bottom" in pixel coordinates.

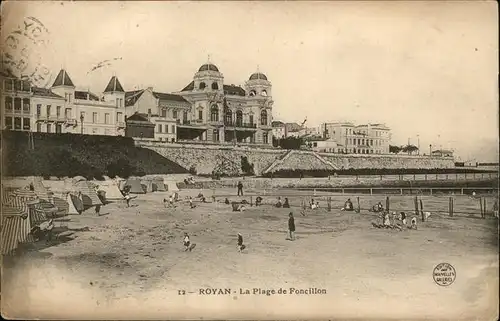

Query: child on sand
[
  {"left": 283, "top": 198, "right": 290, "bottom": 208},
  {"left": 341, "top": 198, "right": 354, "bottom": 211},
  {"left": 410, "top": 217, "right": 418, "bottom": 230},
  {"left": 183, "top": 233, "right": 192, "bottom": 251},
  {"left": 255, "top": 196, "right": 263, "bottom": 206}
]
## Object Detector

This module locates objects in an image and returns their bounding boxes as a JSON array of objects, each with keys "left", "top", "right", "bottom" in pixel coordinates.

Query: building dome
[
  {"left": 198, "top": 63, "right": 219, "bottom": 72},
  {"left": 249, "top": 72, "right": 268, "bottom": 81}
]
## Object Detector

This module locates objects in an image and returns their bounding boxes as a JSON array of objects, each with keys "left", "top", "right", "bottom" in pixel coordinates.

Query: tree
[
  {"left": 389, "top": 145, "right": 402, "bottom": 154},
  {"left": 401, "top": 144, "right": 419, "bottom": 155},
  {"left": 279, "top": 136, "right": 303, "bottom": 150}
]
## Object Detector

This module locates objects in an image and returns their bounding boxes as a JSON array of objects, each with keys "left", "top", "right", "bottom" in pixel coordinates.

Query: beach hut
[{"left": 124, "top": 177, "right": 145, "bottom": 194}]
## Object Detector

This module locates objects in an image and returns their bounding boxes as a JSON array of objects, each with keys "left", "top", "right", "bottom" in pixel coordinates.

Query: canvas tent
[
  {"left": 165, "top": 180, "right": 179, "bottom": 192},
  {"left": 140, "top": 179, "right": 153, "bottom": 193},
  {"left": 66, "top": 192, "right": 84, "bottom": 215},
  {"left": 95, "top": 181, "right": 124, "bottom": 200},
  {"left": 65, "top": 176, "right": 102, "bottom": 208},
  {"left": 152, "top": 177, "right": 166, "bottom": 192},
  {"left": 124, "top": 177, "right": 145, "bottom": 194}
]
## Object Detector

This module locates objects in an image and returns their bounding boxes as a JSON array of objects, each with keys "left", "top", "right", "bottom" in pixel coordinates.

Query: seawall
[{"left": 136, "top": 141, "right": 455, "bottom": 176}]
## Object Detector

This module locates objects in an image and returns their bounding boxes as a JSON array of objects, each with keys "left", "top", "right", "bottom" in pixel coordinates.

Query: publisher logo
[{"left": 433, "top": 263, "right": 456, "bottom": 286}]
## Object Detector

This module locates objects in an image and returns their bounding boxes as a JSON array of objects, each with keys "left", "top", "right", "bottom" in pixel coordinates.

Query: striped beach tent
[
  {"left": 1, "top": 207, "right": 36, "bottom": 255},
  {"left": 31, "top": 176, "right": 53, "bottom": 201},
  {"left": 65, "top": 177, "right": 102, "bottom": 208}
]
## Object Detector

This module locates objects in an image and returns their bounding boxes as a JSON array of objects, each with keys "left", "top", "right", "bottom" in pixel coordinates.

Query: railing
[
  {"left": 64, "top": 118, "right": 77, "bottom": 126},
  {"left": 35, "top": 114, "right": 65, "bottom": 122},
  {"left": 224, "top": 121, "right": 257, "bottom": 128},
  {"left": 177, "top": 119, "right": 205, "bottom": 126}
]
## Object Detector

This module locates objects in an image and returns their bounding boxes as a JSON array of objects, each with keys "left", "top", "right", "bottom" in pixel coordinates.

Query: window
[
  {"left": 117, "top": 112, "right": 123, "bottom": 122},
  {"left": 225, "top": 109, "right": 232, "bottom": 125},
  {"left": 14, "top": 98, "right": 21, "bottom": 112},
  {"left": 148, "top": 108, "right": 152, "bottom": 115},
  {"left": 211, "top": 82, "right": 218, "bottom": 90},
  {"left": 14, "top": 117, "right": 21, "bottom": 130},
  {"left": 56, "top": 124, "right": 62, "bottom": 133},
  {"left": 173, "top": 110, "right": 178, "bottom": 119},
  {"left": 5, "top": 80, "right": 13, "bottom": 91},
  {"left": 46, "top": 123, "right": 52, "bottom": 133},
  {"left": 23, "top": 99, "right": 30, "bottom": 112},
  {"left": 5, "top": 97, "right": 12, "bottom": 110},
  {"left": 198, "top": 109, "right": 203, "bottom": 120},
  {"left": 23, "top": 118, "right": 30, "bottom": 131},
  {"left": 161, "top": 109, "right": 167, "bottom": 117},
  {"left": 37, "top": 123, "right": 42, "bottom": 132},
  {"left": 14, "top": 80, "right": 21, "bottom": 91},
  {"left": 210, "top": 105, "right": 219, "bottom": 121},
  {"left": 249, "top": 114, "right": 254, "bottom": 125},
  {"left": 5, "top": 117, "right": 12, "bottom": 130},
  {"left": 165, "top": 124, "right": 169, "bottom": 133},
  {"left": 236, "top": 110, "right": 243, "bottom": 126},
  {"left": 105, "top": 113, "right": 110, "bottom": 124},
  {"left": 260, "top": 109, "right": 267, "bottom": 126},
  {"left": 56, "top": 106, "right": 61, "bottom": 118},
  {"left": 65, "top": 108, "right": 71, "bottom": 119},
  {"left": 262, "top": 132, "right": 268, "bottom": 144},
  {"left": 46, "top": 105, "right": 51, "bottom": 116},
  {"left": 37, "top": 104, "right": 42, "bottom": 116},
  {"left": 173, "top": 125, "right": 176, "bottom": 134},
  {"left": 93, "top": 112, "right": 97, "bottom": 123},
  {"left": 199, "top": 82, "right": 206, "bottom": 90},
  {"left": 158, "top": 124, "right": 162, "bottom": 133},
  {"left": 183, "top": 111, "right": 188, "bottom": 122},
  {"left": 213, "top": 129, "right": 219, "bottom": 142}
]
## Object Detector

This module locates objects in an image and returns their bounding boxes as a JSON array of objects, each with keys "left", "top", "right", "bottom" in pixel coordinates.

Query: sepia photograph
[{"left": 0, "top": 1, "right": 498, "bottom": 319}]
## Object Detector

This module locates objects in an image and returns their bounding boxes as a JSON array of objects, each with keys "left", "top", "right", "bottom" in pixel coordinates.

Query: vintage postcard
[{"left": 0, "top": 1, "right": 498, "bottom": 320}]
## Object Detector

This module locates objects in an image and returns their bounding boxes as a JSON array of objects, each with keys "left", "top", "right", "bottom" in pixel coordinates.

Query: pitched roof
[
  {"left": 272, "top": 121, "right": 285, "bottom": 127},
  {"left": 126, "top": 113, "right": 154, "bottom": 123},
  {"left": 125, "top": 89, "right": 145, "bottom": 107},
  {"left": 52, "top": 69, "right": 75, "bottom": 87},
  {"left": 75, "top": 90, "right": 100, "bottom": 101},
  {"left": 223, "top": 84, "right": 246, "bottom": 96},
  {"left": 104, "top": 76, "right": 125, "bottom": 93},
  {"left": 181, "top": 81, "right": 195, "bottom": 92},
  {"left": 31, "top": 87, "right": 64, "bottom": 98},
  {"left": 153, "top": 91, "right": 188, "bottom": 103}
]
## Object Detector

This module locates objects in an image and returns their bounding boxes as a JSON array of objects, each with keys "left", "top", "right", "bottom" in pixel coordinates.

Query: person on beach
[
  {"left": 283, "top": 198, "right": 290, "bottom": 208},
  {"left": 124, "top": 193, "right": 132, "bottom": 208},
  {"left": 275, "top": 197, "right": 283, "bottom": 208},
  {"left": 237, "top": 233, "right": 245, "bottom": 252},
  {"left": 237, "top": 181, "right": 244, "bottom": 196},
  {"left": 255, "top": 196, "right": 263, "bottom": 206},
  {"left": 189, "top": 196, "right": 196, "bottom": 208},
  {"left": 410, "top": 217, "right": 418, "bottom": 230},
  {"left": 342, "top": 198, "right": 354, "bottom": 211},
  {"left": 95, "top": 204, "right": 101, "bottom": 216},
  {"left": 287, "top": 212, "right": 296, "bottom": 241},
  {"left": 183, "top": 233, "right": 191, "bottom": 251}
]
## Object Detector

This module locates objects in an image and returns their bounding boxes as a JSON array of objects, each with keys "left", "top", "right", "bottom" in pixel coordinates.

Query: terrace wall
[{"left": 136, "top": 141, "right": 455, "bottom": 176}]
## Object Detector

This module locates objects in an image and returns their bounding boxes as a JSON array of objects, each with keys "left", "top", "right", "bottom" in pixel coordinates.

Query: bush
[
  {"left": 189, "top": 165, "right": 197, "bottom": 175},
  {"left": 106, "top": 158, "right": 135, "bottom": 178},
  {"left": 241, "top": 156, "right": 255, "bottom": 176}
]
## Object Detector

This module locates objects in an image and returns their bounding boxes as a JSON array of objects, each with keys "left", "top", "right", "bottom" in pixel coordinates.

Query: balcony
[
  {"left": 35, "top": 114, "right": 65, "bottom": 122},
  {"left": 224, "top": 121, "right": 257, "bottom": 129},
  {"left": 64, "top": 118, "right": 77, "bottom": 126},
  {"left": 176, "top": 119, "right": 207, "bottom": 128},
  {"left": 116, "top": 121, "right": 126, "bottom": 128}
]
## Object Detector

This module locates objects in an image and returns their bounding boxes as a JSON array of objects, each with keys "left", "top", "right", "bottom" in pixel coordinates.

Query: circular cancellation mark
[{"left": 433, "top": 263, "right": 456, "bottom": 286}]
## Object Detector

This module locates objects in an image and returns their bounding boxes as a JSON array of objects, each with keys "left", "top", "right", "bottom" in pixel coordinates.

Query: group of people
[
  {"left": 373, "top": 211, "right": 418, "bottom": 230},
  {"left": 182, "top": 231, "right": 247, "bottom": 253}
]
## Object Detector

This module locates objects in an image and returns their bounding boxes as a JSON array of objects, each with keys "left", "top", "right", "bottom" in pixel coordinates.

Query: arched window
[
  {"left": 261, "top": 90, "right": 267, "bottom": 96},
  {"left": 199, "top": 82, "right": 206, "bottom": 90},
  {"left": 260, "top": 109, "right": 268, "bottom": 126},
  {"left": 236, "top": 110, "right": 243, "bottom": 126},
  {"left": 210, "top": 105, "right": 219, "bottom": 121},
  {"left": 225, "top": 109, "right": 232, "bottom": 125},
  {"left": 211, "top": 82, "right": 219, "bottom": 90},
  {"left": 249, "top": 90, "right": 256, "bottom": 97}
]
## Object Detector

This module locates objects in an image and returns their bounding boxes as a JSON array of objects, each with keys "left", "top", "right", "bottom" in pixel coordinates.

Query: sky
[{"left": 2, "top": 1, "right": 498, "bottom": 162}]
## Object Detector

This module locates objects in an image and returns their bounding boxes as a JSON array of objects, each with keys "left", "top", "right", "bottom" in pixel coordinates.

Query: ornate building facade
[
  {"left": 177, "top": 63, "right": 274, "bottom": 146},
  {"left": 1, "top": 61, "right": 274, "bottom": 147}
]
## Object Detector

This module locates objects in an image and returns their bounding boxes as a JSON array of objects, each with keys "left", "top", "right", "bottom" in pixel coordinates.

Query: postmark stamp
[
  {"left": 2, "top": 16, "right": 53, "bottom": 87},
  {"left": 433, "top": 263, "right": 456, "bottom": 286}
]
